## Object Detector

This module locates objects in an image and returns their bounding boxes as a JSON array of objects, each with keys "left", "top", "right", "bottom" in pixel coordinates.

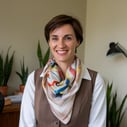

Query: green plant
[
  {"left": 0, "top": 47, "right": 15, "bottom": 86},
  {"left": 16, "top": 57, "right": 29, "bottom": 85},
  {"left": 106, "top": 82, "right": 127, "bottom": 127},
  {"left": 37, "top": 40, "right": 50, "bottom": 67}
]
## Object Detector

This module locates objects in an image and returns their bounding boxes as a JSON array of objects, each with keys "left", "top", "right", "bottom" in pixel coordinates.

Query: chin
[{"left": 54, "top": 57, "right": 68, "bottom": 62}]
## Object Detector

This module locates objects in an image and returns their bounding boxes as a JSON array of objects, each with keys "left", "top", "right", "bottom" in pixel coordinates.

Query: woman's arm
[
  {"left": 19, "top": 71, "right": 36, "bottom": 127},
  {"left": 88, "top": 73, "right": 106, "bottom": 127}
]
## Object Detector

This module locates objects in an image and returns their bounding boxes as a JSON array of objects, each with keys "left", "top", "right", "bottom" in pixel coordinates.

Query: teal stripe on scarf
[{"left": 54, "top": 79, "right": 70, "bottom": 95}]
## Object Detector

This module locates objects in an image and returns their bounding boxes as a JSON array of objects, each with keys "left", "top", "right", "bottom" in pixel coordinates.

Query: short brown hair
[{"left": 44, "top": 14, "right": 83, "bottom": 44}]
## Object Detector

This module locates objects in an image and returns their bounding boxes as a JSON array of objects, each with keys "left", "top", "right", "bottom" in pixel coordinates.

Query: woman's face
[{"left": 49, "top": 24, "right": 80, "bottom": 66}]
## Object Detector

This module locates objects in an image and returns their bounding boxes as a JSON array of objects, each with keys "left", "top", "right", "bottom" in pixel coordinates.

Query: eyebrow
[
  {"left": 64, "top": 34, "right": 73, "bottom": 37},
  {"left": 50, "top": 35, "right": 58, "bottom": 37},
  {"left": 50, "top": 34, "right": 73, "bottom": 37}
]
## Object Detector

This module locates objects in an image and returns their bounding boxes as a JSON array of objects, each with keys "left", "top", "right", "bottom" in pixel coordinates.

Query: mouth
[{"left": 56, "top": 50, "right": 68, "bottom": 55}]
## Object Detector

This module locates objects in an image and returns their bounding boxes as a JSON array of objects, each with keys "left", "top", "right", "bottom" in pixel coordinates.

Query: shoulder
[
  {"left": 87, "top": 68, "right": 98, "bottom": 79},
  {"left": 81, "top": 64, "right": 98, "bottom": 81},
  {"left": 34, "top": 68, "right": 43, "bottom": 79},
  {"left": 82, "top": 65, "right": 105, "bottom": 88},
  {"left": 86, "top": 68, "right": 105, "bottom": 88},
  {"left": 87, "top": 68, "right": 97, "bottom": 73},
  {"left": 86, "top": 68, "right": 106, "bottom": 100},
  {"left": 27, "top": 71, "right": 35, "bottom": 82},
  {"left": 34, "top": 68, "right": 43, "bottom": 74},
  {"left": 34, "top": 68, "right": 43, "bottom": 86}
]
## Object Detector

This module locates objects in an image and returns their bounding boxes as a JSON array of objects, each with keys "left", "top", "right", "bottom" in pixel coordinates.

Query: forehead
[{"left": 50, "top": 24, "right": 75, "bottom": 36}]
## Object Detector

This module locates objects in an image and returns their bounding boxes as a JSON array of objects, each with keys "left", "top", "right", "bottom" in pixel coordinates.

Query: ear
[{"left": 76, "top": 41, "right": 80, "bottom": 48}]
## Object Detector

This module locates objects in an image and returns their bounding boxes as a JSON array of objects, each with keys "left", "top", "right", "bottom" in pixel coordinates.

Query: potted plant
[
  {"left": 16, "top": 57, "right": 29, "bottom": 93},
  {"left": 106, "top": 82, "right": 127, "bottom": 127},
  {"left": 37, "top": 40, "right": 50, "bottom": 67},
  {"left": 0, "top": 47, "right": 15, "bottom": 96}
]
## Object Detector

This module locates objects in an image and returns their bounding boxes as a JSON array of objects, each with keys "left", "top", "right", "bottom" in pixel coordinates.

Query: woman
[{"left": 19, "top": 14, "right": 106, "bottom": 127}]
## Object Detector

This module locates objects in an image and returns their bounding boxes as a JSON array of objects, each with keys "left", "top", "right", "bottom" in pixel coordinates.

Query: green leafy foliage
[
  {"left": 0, "top": 47, "right": 15, "bottom": 86},
  {"left": 37, "top": 40, "right": 50, "bottom": 67},
  {"left": 16, "top": 57, "right": 29, "bottom": 85},
  {"left": 106, "top": 83, "right": 127, "bottom": 127}
]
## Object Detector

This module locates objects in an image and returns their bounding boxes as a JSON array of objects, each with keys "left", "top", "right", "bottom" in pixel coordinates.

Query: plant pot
[
  {"left": 0, "top": 86, "right": 8, "bottom": 96},
  {"left": 19, "top": 85, "right": 25, "bottom": 93}
]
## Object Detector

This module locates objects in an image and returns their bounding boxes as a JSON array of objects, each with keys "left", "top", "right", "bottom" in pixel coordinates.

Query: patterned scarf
[{"left": 41, "top": 57, "right": 82, "bottom": 124}]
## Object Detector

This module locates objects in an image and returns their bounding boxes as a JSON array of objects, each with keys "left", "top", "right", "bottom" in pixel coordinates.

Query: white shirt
[{"left": 19, "top": 66, "right": 106, "bottom": 127}]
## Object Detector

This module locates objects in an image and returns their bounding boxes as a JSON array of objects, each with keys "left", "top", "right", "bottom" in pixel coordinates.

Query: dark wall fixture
[{"left": 106, "top": 42, "right": 127, "bottom": 57}]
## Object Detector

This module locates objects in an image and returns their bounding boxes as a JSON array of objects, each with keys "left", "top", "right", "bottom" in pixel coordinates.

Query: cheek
[
  {"left": 49, "top": 42, "right": 56, "bottom": 51},
  {"left": 70, "top": 42, "right": 79, "bottom": 49},
  {"left": 49, "top": 42, "right": 53, "bottom": 48}
]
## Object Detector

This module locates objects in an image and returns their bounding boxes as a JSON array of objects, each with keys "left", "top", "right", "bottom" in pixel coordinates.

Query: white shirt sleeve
[
  {"left": 88, "top": 73, "right": 106, "bottom": 127},
  {"left": 19, "top": 71, "right": 36, "bottom": 127}
]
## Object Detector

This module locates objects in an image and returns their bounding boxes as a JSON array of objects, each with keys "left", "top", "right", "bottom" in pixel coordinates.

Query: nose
[{"left": 58, "top": 39, "right": 65, "bottom": 48}]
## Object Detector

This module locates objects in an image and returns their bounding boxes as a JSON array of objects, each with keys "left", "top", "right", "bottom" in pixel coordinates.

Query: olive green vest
[{"left": 34, "top": 68, "right": 97, "bottom": 127}]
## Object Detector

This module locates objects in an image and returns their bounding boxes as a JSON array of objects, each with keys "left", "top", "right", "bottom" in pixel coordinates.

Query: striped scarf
[{"left": 42, "top": 57, "right": 82, "bottom": 124}]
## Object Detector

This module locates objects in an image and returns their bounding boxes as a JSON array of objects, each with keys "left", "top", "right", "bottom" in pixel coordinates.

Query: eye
[
  {"left": 50, "top": 36, "right": 58, "bottom": 41},
  {"left": 64, "top": 35, "right": 73, "bottom": 41}
]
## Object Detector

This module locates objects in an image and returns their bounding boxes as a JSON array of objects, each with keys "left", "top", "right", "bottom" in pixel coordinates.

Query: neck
[
  {"left": 57, "top": 62, "right": 70, "bottom": 75},
  {"left": 55, "top": 58, "right": 75, "bottom": 75}
]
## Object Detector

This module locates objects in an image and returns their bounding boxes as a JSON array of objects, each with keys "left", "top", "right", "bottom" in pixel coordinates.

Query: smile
[{"left": 56, "top": 50, "right": 68, "bottom": 55}]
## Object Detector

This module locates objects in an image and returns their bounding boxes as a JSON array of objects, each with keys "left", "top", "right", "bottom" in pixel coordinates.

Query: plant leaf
[
  {"left": 3, "top": 48, "right": 15, "bottom": 85},
  {"left": 117, "top": 94, "right": 127, "bottom": 126},
  {"left": 37, "top": 40, "right": 50, "bottom": 67},
  {"left": 37, "top": 40, "right": 43, "bottom": 67},
  {"left": 16, "top": 57, "right": 29, "bottom": 85},
  {"left": 43, "top": 47, "right": 50, "bottom": 66}
]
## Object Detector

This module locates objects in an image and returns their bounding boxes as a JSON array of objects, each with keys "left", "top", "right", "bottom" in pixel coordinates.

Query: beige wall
[
  {"left": 85, "top": 0, "right": 127, "bottom": 126},
  {"left": 0, "top": 0, "right": 86, "bottom": 93}
]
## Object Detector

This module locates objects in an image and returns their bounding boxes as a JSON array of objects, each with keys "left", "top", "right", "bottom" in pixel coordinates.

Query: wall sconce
[{"left": 106, "top": 42, "right": 127, "bottom": 57}]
